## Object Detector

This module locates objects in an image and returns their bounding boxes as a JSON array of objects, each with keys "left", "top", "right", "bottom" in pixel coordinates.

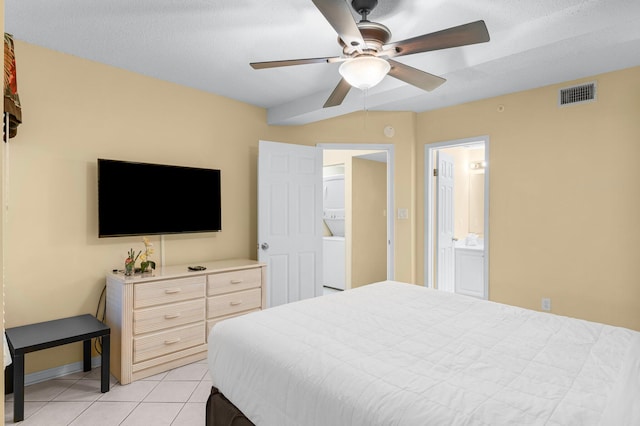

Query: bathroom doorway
[
  {"left": 424, "top": 136, "right": 489, "bottom": 299},
  {"left": 319, "top": 144, "right": 394, "bottom": 292}
]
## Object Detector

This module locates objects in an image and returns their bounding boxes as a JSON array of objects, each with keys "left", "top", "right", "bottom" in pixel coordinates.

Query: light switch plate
[{"left": 397, "top": 208, "right": 409, "bottom": 220}]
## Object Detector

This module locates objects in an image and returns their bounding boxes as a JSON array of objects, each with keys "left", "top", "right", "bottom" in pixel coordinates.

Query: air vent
[{"left": 559, "top": 82, "right": 596, "bottom": 106}]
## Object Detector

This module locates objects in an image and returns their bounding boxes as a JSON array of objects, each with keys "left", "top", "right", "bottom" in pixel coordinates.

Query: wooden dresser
[{"left": 106, "top": 259, "right": 266, "bottom": 384}]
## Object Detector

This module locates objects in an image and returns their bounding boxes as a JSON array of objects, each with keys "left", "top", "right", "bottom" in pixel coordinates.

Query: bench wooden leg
[
  {"left": 101, "top": 335, "right": 110, "bottom": 393},
  {"left": 5, "top": 363, "right": 13, "bottom": 394},
  {"left": 83, "top": 339, "right": 92, "bottom": 372},
  {"left": 13, "top": 352, "right": 24, "bottom": 422}
]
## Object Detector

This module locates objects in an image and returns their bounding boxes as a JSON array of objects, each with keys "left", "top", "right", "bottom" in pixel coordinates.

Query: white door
[
  {"left": 258, "top": 140, "right": 323, "bottom": 307},
  {"left": 436, "top": 151, "right": 455, "bottom": 293}
]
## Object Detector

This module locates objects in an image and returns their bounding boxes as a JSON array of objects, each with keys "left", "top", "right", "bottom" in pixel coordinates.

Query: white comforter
[{"left": 208, "top": 281, "right": 640, "bottom": 425}]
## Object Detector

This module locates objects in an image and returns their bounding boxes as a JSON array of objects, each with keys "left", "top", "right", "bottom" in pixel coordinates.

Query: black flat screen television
[{"left": 98, "top": 159, "right": 221, "bottom": 237}]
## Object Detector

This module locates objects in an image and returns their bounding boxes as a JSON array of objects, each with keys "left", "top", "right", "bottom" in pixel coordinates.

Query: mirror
[{"left": 468, "top": 172, "right": 484, "bottom": 235}]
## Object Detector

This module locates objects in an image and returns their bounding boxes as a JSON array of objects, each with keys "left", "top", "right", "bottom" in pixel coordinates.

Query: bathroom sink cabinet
[{"left": 454, "top": 247, "right": 485, "bottom": 299}]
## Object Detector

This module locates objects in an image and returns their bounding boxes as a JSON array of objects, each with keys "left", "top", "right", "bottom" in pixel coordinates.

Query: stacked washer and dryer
[{"left": 323, "top": 174, "right": 346, "bottom": 290}]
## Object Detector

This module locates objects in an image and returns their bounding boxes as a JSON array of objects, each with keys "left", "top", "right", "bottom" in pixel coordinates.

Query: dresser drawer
[
  {"left": 207, "top": 288, "right": 262, "bottom": 318},
  {"left": 207, "top": 268, "right": 261, "bottom": 296},
  {"left": 133, "top": 299, "right": 205, "bottom": 335},
  {"left": 133, "top": 322, "right": 204, "bottom": 364},
  {"left": 206, "top": 309, "right": 261, "bottom": 341},
  {"left": 134, "top": 276, "right": 205, "bottom": 309}
]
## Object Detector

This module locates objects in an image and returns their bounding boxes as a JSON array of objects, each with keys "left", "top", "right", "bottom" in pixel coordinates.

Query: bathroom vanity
[{"left": 454, "top": 242, "right": 485, "bottom": 299}]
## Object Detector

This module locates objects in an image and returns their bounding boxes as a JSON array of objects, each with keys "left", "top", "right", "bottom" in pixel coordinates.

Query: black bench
[{"left": 5, "top": 314, "right": 110, "bottom": 422}]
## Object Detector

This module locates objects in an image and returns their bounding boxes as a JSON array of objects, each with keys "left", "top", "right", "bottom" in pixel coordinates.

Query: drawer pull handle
[
  {"left": 230, "top": 301, "right": 243, "bottom": 306},
  {"left": 230, "top": 279, "right": 243, "bottom": 284},
  {"left": 164, "top": 338, "right": 181, "bottom": 345},
  {"left": 165, "top": 288, "right": 181, "bottom": 294},
  {"left": 165, "top": 313, "right": 181, "bottom": 319}
]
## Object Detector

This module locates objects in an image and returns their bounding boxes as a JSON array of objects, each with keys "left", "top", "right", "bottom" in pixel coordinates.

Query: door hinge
[{"left": 433, "top": 168, "right": 438, "bottom": 177}]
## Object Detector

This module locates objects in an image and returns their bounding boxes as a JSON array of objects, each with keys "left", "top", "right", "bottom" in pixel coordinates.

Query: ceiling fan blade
[
  {"left": 251, "top": 56, "right": 343, "bottom": 69},
  {"left": 324, "top": 78, "right": 352, "bottom": 108},
  {"left": 312, "top": 0, "right": 367, "bottom": 51},
  {"left": 384, "top": 20, "right": 490, "bottom": 58},
  {"left": 387, "top": 59, "right": 446, "bottom": 92}
]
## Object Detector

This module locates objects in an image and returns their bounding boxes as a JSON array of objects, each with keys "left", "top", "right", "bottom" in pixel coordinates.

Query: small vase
[
  {"left": 140, "top": 262, "right": 152, "bottom": 275},
  {"left": 124, "top": 262, "right": 135, "bottom": 276}
]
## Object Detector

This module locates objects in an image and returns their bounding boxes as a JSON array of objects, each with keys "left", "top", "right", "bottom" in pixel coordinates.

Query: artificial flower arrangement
[
  {"left": 124, "top": 237, "right": 156, "bottom": 276},
  {"left": 139, "top": 236, "right": 156, "bottom": 273}
]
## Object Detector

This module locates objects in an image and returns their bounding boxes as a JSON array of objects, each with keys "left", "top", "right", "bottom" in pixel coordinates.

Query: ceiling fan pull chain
[
  {"left": 363, "top": 88, "right": 368, "bottom": 111},
  {"left": 363, "top": 88, "right": 369, "bottom": 131}
]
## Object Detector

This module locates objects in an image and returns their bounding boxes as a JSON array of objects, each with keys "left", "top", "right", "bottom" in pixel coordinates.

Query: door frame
[
  {"left": 424, "top": 136, "right": 490, "bottom": 298},
  {"left": 317, "top": 143, "right": 395, "bottom": 281}
]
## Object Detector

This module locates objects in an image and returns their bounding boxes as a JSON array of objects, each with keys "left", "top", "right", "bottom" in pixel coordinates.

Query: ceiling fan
[{"left": 250, "top": 0, "right": 490, "bottom": 108}]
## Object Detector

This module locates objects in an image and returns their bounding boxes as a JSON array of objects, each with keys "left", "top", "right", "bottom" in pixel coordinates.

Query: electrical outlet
[
  {"left": 397, "top": 208, "right": 409, "bottom": 220},
  {"left": 541, "top": 298, "right": 551, "bottom": 312}
]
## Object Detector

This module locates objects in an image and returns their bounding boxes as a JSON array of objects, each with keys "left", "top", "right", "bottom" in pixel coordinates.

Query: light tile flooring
[{"left": 4, "top": 358, "right": 211, "bottom": 425}]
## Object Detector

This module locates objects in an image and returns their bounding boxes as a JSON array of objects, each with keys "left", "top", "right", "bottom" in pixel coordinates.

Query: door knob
[{"left": 261, "top": 243, "right": 269, "bottom": 250}]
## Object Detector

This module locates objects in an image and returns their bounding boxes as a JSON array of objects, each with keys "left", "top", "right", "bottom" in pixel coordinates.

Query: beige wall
[
  {"left": 417, "top": 66, "right": 640, "bottom": 330},
  {"left": 468, "top": 148, "right": 485, "bottom": 236},
  {"left": 5, "top": 41, "right": 269, "bottom": 373},
  {"left": 351, "top": 158, "right": 387, "bottom": 287},
  {"left": 468, "top": 171, "right": 485, "bottom": 235}
]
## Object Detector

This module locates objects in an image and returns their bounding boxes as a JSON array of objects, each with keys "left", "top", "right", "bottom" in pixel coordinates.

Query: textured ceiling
[{"left": 5, "top": 0, "right": 640, "bottom": 125}]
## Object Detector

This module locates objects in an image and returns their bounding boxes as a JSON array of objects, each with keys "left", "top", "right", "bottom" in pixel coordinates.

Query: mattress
[{"left": 208, "top": 281, "right": 640, "bottom": 425}]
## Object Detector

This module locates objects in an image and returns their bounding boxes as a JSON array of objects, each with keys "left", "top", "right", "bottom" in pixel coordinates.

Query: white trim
[
  {"left": 317, "top": 143, "right": 395, "bottom": 280},
  {"left": 424, "top": 136, "right": 490, "bottom": 299},
  {"left": 24, "top": 356, "right": 103, "bottom": 386}
]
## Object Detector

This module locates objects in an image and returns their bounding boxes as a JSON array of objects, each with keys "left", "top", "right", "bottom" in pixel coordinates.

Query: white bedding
[{"left": 208, "top": 281, "right": 640, "bottom": 425}]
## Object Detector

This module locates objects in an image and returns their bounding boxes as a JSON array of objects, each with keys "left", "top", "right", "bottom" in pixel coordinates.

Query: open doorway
[
  {"left": 425, "top": 136, "right": 489, "bottom": 299},
  {"left": 319, "top": 144, "right": 394, "bottom": 294}
]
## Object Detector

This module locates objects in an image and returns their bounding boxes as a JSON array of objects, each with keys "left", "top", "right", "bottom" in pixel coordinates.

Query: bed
[{"left": 206, "top": 281, "right": 640, "bottom": 425}]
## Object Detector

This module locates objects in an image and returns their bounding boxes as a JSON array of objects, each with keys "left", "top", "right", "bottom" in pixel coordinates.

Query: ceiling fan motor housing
[{"left": 339, "top": 21, "right": 391, "bottom": 55}]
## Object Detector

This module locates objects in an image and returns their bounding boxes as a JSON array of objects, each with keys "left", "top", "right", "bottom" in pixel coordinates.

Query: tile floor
[{"left": 4, "top": 358, "right": 211, "bottom": 425}]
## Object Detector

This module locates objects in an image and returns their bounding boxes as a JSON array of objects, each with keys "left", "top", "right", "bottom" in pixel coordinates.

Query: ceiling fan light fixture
[{"left": 339, "top": 56, "right": 390, "bottom": 90}]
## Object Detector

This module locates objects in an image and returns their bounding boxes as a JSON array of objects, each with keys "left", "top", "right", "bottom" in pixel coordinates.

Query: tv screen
[{"left": 98, "top": 159, "right": 221, "bottom": 237}]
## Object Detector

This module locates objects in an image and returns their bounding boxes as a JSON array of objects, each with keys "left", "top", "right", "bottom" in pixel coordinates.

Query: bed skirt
[{"left": 206, "top": 386, "right": 255, "bottom": 426}]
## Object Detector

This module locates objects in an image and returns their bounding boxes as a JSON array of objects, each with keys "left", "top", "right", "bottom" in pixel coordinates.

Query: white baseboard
[{"left": 24, "top": 356, "right": 102, "bottom": 386}]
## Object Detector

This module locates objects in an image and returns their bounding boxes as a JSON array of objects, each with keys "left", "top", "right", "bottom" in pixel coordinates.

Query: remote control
[{"left": 188, "top": 265, "right": 207, "bottom": 271}]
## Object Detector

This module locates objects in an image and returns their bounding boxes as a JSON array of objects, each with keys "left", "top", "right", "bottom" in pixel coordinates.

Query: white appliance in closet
[{"left": 323, "top": 174, "right": 345, "bottom": 290}]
